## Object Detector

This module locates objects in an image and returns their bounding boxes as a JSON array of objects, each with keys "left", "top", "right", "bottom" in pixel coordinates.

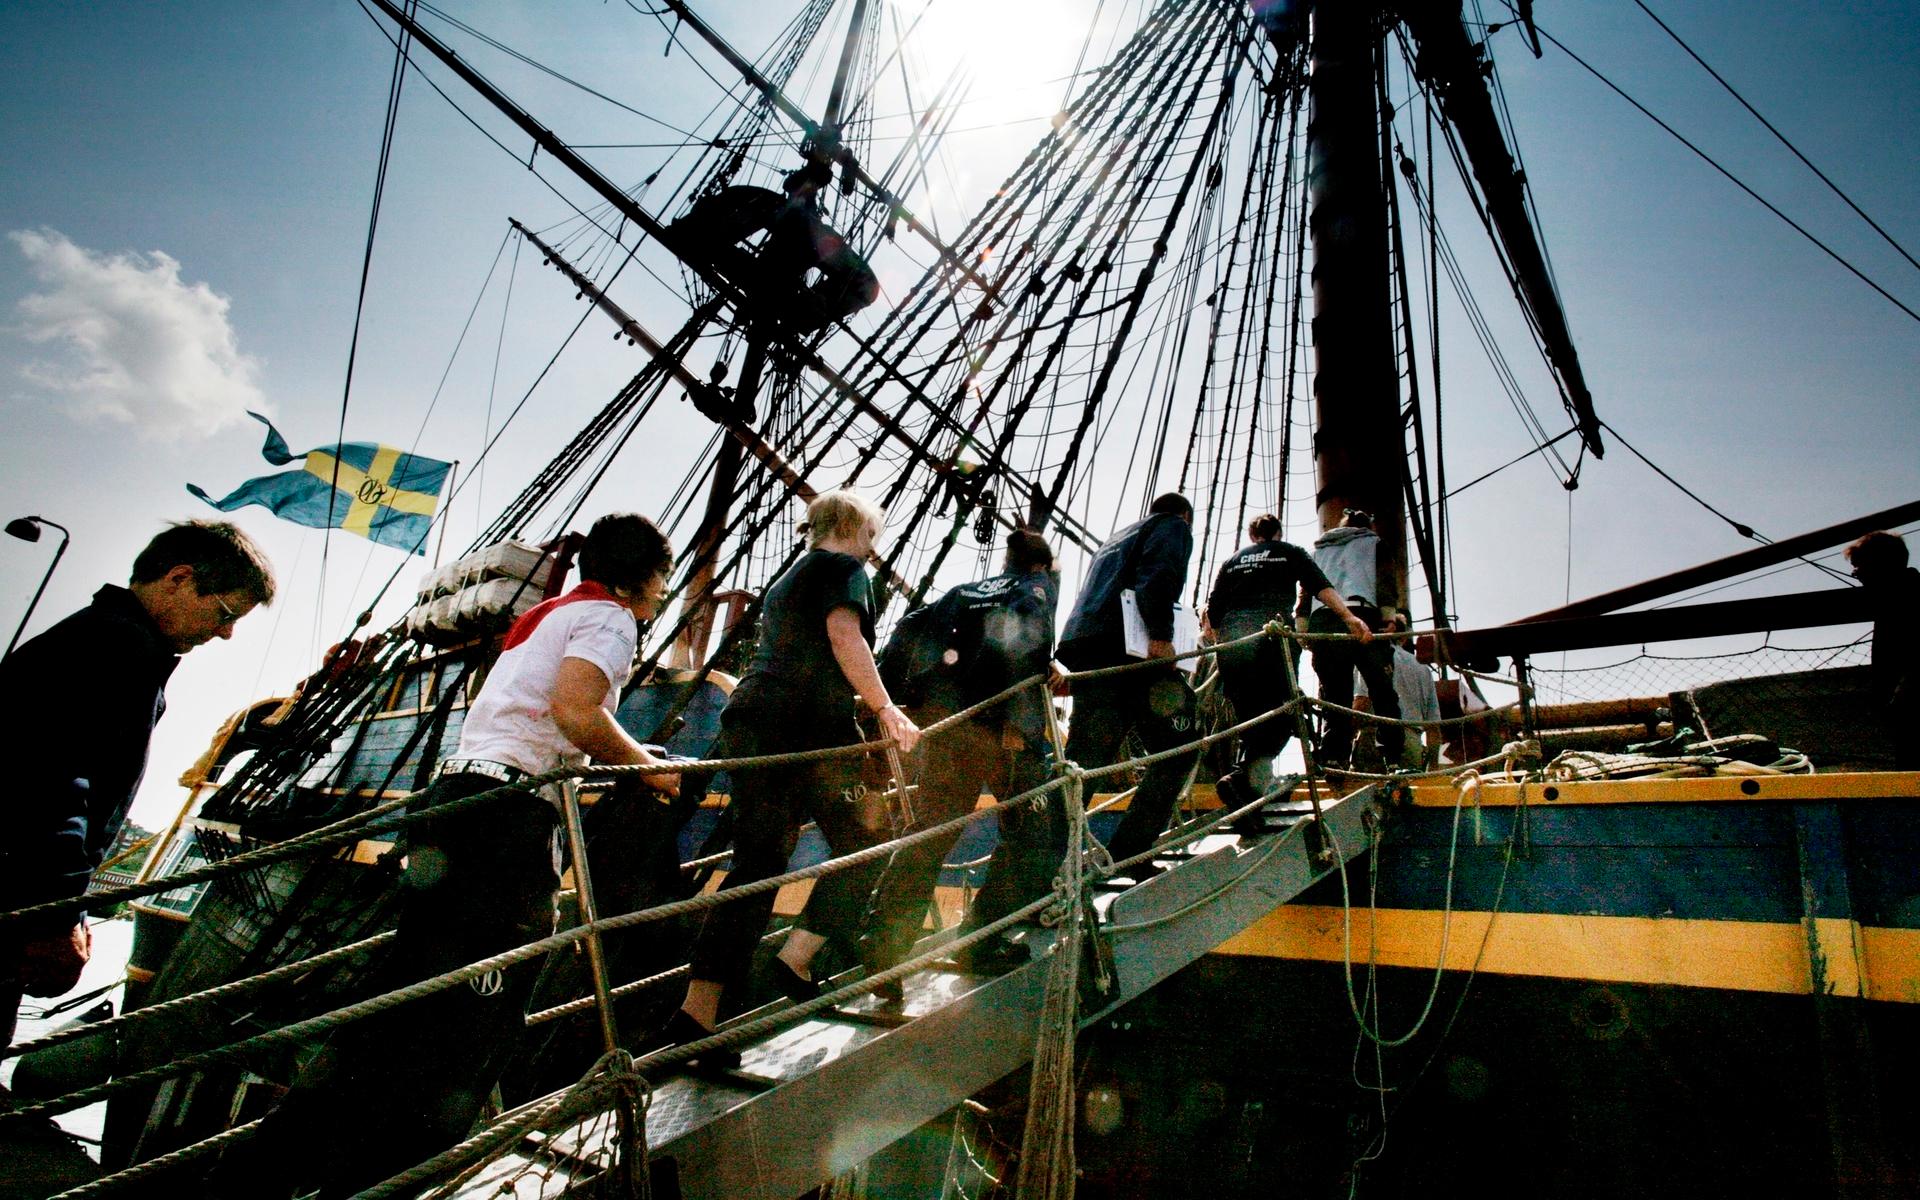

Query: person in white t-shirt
[{"left": 216, "top": 513, "right": 678, "bottom": 1200}]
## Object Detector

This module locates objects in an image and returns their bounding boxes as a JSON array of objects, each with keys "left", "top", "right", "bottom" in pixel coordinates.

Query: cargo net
[{"left": 1521, "top": 634, "right": 1884, "bottom": 767}]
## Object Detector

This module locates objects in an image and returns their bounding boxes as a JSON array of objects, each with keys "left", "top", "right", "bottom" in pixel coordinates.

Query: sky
[{"left": 1, "top": 0, "right": 1916, "bottom": 830}]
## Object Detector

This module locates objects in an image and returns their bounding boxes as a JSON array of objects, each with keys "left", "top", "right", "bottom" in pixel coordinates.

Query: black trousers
[
  {"left": 964, "top": 764, "right": 1067, "bottom": 940},
  {"left": 1067, "top": 666, "right": 1200, "bottom": 867},
  {"left": 1213, "top": 621, "right": 1303, "bottom": 766},
  {"left": 861, "top": 716, "right": 1048, "bottom": 970},
  {"left": 1307, "top": 607, "right": 1405, "bottom": 765},
  {"left": 686, "top": 717, "right": 883, "bottom": 993},
  {"left": 210, "top": 773, "right": 558, "bottom": 1199}
]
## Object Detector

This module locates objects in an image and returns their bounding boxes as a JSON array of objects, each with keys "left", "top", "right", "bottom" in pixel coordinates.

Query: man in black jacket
[
  {"left": 2, "top": 520, "right": 274, "bottom": 1046},
  {"left": 1056, "top": 493, "right": 1198, "bottom": 870}
]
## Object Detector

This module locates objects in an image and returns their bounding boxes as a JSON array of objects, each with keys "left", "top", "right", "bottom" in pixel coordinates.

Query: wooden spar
[
  {"left": 672, "top": 436, "right": 746, "bottom": 669},
  {"left": 1397, "top": 0, "right": 1603, "bottom": 458},
  {"left": 1516, "top": 498, "right": 1920, "bottom": 624},
  {"left": 673, "top": 335, "right": 768, "bottom": 669},
  {"left": 1438, "top": 585, "right": 1872, "bottom": 662},
  {"left": 821, "top": 0, "right": 872, "bottom": 134},
  {"left": 656, "top": 0, "right": 999, "bottom": 299},
  {"left": 1298, "top": 0, "right": 1607, "bottom": 615}
]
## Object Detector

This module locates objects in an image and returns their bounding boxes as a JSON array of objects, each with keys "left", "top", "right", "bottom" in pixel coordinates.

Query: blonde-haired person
[{"left": 661, "top": 490, "right": 919, "bottom": 1062}]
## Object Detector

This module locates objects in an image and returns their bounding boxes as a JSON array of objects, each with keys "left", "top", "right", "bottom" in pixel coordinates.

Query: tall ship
[{"left": 3, "top": 1, "right": 1915, "bottom": 1197}]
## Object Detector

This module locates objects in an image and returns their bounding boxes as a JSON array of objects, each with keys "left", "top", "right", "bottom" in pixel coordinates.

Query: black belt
[{"left": 436, "top": 757, "right": 530, "bottom": 785}]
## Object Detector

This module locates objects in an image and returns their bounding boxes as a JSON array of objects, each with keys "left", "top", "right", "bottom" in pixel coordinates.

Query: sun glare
[{"left": 907, "top": 0, "right": 1103, "bottom": 127}]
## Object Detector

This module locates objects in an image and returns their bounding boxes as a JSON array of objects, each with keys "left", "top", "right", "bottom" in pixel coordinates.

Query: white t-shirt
[{"left": 457, "top": 598, "right": 637, "bottom": 777}]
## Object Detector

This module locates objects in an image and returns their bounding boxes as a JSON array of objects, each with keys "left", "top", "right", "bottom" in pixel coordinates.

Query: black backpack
[
  {"left": 876, "top": 588, "right": 974, "bottom": 710},
  {"left": 878, "top": 572, "right": 1055, "bottom": 711}
]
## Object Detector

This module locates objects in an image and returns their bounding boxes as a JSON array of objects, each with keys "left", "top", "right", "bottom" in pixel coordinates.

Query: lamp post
[{"left": 5, "top": 515, "right": 71, "bottom": 661}]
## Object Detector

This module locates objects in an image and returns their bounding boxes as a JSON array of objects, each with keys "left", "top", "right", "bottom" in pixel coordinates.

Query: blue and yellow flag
[{"left": 189, "top": 413, "right": 452, "bottom": 555}]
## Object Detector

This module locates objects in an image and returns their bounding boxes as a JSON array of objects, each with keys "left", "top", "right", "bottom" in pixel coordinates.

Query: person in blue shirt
[{"left": 1055, "top": 493, "right": 1199, "bottom": 871}]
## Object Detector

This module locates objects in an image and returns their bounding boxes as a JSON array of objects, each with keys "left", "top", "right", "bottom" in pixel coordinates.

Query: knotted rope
[{"left": 1013, "top": 765, "right": 1089, "bottom": 1200}]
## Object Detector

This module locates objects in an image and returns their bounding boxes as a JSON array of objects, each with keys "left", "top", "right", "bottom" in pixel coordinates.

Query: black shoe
[
  {"left": 649, "top": 1009, "right": 742, "bottom": 1070},
  {"left": 869, "top": 972, "right": 905, "bottom": 1005},
  {"left": 956, "top": 935, "right": 1032, "bottom": 976},
  {"left": 1215, "top": 770, "right": 1251, "bottom": 811},
  {"left": 772, "top": 957, "right": 822, "bottom": 1004}
]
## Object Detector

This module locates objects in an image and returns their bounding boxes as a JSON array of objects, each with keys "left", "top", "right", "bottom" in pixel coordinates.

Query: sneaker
[{"left": 868, "top": 972, "right": 905, "bottom": 1005}]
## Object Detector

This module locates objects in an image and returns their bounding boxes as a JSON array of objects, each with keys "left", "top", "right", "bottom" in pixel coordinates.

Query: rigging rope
[
  {"left": 1627, "top": 0, "right": 1920, "bottom": 278},
  {"left": 1512, "top": 6, "right": 1920, "bottom": 326}
]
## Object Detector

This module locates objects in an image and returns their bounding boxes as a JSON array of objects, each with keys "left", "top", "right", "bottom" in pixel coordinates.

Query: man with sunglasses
[{"left": 2, "top": 520, "right": 275, "bottom": 1049}]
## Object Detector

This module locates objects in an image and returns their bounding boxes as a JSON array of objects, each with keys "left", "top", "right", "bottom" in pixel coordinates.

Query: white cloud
[{"left": 8, "top": 227, "right": 265, "bottom": 437}]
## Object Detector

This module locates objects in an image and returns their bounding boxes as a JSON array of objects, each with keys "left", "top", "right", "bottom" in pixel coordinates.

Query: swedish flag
[{"left": 189, "top": 413, "right": 452, "bottom": 555}]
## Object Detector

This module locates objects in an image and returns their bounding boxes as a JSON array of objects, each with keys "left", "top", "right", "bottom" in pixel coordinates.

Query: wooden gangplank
[{"left": 448, "top": 782, "right": 1383, "bottom": 1200}]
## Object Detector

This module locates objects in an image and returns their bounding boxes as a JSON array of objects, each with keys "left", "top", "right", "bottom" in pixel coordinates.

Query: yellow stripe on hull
[
  {"left": 1211, "top": 905, "right": 1920, "bottom": 1003},
  {"left": 1406, "top": 771, "right": 1920, "bottom": 808}
]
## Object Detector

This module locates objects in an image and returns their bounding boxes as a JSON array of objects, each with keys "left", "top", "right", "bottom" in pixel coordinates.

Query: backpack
[
  {"left": 878, "top": 574, "right": 1051, "bottom": 711},
  {"left": 876, "top": 589, "right": 972, "bottom": 710}
]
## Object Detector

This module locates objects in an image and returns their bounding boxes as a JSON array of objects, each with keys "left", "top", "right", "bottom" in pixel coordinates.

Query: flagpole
[{"left": 432, "top": 460, "right": 460, "bottom": 569}]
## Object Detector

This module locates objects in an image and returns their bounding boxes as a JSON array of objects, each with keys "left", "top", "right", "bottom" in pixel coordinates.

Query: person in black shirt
[
  {"left": 2, "top": 521, "right": 273, "bottom": 1050},
  {"left": 664, "top": 491, "right": 919, "bottom": 1060},
  {"left": 1056, "top": 493, "right": 1199, "bottom": 871},
  {"left": 859, "top": 528, "right": 1058, "bottom": 979},
  {"left": 1846, "top": 530, "right": 1920, "bottom": 769},
  {"left": 1300, "top": 509, "right": 1404, "bottom": 769},
  {"left": 1206, "top": 513, "right": 1373, "bottom": 806}
]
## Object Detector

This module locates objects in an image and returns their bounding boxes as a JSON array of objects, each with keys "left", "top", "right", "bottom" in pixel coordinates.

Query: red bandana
[{"left": 501, "top": 581, "right": 622, "bottom": 651}]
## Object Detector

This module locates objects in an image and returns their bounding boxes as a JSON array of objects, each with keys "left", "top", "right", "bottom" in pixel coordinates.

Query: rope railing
[
  {"left": 1, "top": 931, "right": 396, "bottom": 1062},
  {"left": 0, "top": 767, "right": 1071, "bottom": 1126},
  {"left": 1, "top": 619, "right": 1498, "bottom": 931},
  {"left": 11, "top": 618, "right": 1588, "bottom": 1197},
  {"left": 0, "top": 622, "right": 1528, "bottom": 1085}
]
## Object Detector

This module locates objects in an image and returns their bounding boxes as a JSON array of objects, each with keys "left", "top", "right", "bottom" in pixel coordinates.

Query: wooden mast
[{"left": 1304, "top": 1, "right": 1409, "bottom": 613}]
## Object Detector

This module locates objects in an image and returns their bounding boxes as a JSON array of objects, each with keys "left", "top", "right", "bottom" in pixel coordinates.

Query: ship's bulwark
[{"left": 1057, "top": 774, "right": 1920, "bottom": 1197}]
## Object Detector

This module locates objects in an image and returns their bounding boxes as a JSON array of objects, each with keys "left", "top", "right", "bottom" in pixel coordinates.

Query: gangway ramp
[{"left": 447, "top": 781, "right": 1384, "bottom": 1200}]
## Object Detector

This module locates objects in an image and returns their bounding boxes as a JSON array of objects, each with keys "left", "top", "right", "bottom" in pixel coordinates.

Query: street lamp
[{"left": 5, "top": 515, "right": 71, "bottom": 661}]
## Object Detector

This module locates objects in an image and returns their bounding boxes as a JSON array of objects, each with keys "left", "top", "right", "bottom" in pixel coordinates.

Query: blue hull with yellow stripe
[{"left": 1065, "top": 771, "right": 1920, "bottom": 1195}]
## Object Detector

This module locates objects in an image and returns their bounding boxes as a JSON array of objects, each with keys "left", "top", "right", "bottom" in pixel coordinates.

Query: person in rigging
[
  {"left": 210, "top": 513, "right": 679, "bottom": 1199},
  {"left": 1299, "top": 508, "right": 1403, "bottom": 770},
  {"left": 659, "top": 490, "right": 919, "bottom": 1065},
  {"left": 2, "top": 521, "right": 274, "bottom": 1051},
  {"left": 1055, "top": 493, "right": 1200, "bottom": 872},
  {"left": 1205, "top": 512, "right": 1371, "bottom": 807},
  {"left": 670, "top": 160, "right": 880, "bottom": 334},
  {"left": 860, "top": 527, "right": 1059, "bottom": 981}
]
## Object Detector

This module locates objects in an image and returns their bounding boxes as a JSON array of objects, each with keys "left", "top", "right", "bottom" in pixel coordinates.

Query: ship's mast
[
  {"left": 1294, "top": 0, "right": 1602, "bottom": 619},
  {"left": 1303, "top": 2, "right": 1409, "bottom": 613}
]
